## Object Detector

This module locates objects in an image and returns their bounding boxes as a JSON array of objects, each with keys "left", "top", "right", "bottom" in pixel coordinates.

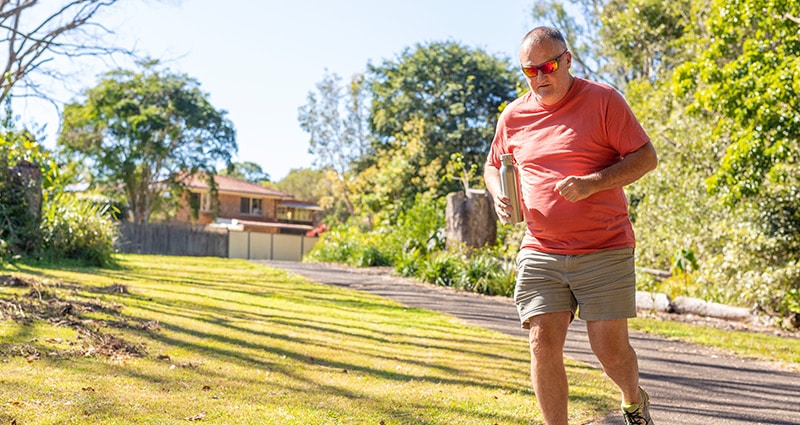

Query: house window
[
  {"left": 190, "top": 192, "right": 200, "bottom": 207},
  {"left": 277, "top": 206, "right": 314, "bottom": 223},
  {"left": 189, "top": 192, "right": 213, "bottom": 214},
  {"left": 240, "top": 197, "right": 263, "bottom": 215}
]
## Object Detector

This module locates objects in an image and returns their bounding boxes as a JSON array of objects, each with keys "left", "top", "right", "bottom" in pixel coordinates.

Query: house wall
[
  {"left": 174, "top": 190, "right": 317, "bottom": 233},
  {"left": 175, "top": 191, "right": 281, "bottom": 223}
]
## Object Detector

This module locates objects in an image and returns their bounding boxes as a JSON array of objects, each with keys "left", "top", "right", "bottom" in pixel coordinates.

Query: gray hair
[{"left": 521, "top": 27, "right": 567, "bottom": 49}]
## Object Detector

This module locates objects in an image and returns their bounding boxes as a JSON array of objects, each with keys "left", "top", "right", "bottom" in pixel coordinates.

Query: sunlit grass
[
  {"left": 0, "top": 254, "right": 618, "bottom": 424},
  {"left": 630, "top": 316, "right": 800, "bottom": 367}
]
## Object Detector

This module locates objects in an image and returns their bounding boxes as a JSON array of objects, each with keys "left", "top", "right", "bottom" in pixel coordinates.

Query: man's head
[{"left": 519, "top": 27, "right": 573, "bottom": 106}]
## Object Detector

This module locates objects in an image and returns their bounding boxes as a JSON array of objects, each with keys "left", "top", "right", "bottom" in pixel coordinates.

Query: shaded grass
[{"left": 0, "top": 254, "right": 618, "bottom": 424}]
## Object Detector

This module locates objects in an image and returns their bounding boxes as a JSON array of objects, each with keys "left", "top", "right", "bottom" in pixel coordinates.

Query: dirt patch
[{"left": 0, "top": 274, "right": 151, "bottom": 360}]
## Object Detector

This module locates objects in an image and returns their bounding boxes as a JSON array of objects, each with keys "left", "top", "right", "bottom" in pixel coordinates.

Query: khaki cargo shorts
[{"left": 514, "top": 247, "right": 637, "bottom": 329}]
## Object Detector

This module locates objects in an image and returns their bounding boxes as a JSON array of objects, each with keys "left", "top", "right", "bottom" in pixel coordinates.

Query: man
[{"left": 483, "top": 27, "right": 658, "bottom": 425}]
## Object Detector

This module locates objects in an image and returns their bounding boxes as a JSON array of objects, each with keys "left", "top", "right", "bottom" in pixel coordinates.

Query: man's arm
[{"left": 554, "top": 141, "right": 658, "bottom": 203}]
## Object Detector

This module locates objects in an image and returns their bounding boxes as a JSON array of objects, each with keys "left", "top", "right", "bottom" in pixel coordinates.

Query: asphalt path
[{"left": 257, "top": 260, "right": 800, "bottom": 425}]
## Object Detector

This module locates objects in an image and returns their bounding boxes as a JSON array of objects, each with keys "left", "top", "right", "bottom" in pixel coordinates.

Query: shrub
[
  {"left": 306, "top": 225, "right": 392, "bottom": 267},
  {"left": 305, "top": 226, "right": 358, "bottom": 264},
  {"left": 308, "top": 193, "right": 522, "bottom": 298},
  {"left": 40, "top": 193, "right": 118, "bottom": 267},
  {"left": 393, "top": 250, "right": 422, "bottom": 277},
  {"left": 419, "top": 251, "right": 461, "bottom": 287}
]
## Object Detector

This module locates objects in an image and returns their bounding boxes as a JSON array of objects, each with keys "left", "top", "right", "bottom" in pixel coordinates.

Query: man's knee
[{"left": 528, "top": 312, "right": 571, "bottom": 358}]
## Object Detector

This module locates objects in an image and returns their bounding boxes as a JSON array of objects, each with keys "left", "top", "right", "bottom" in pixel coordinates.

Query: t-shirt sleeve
[{"left": 605, "top": 89, "right": 650, "bottom": 156}]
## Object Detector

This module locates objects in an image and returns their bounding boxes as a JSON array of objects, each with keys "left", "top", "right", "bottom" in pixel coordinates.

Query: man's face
[{"left": 519, "top": 41, "right": 572, "bottom": 106}]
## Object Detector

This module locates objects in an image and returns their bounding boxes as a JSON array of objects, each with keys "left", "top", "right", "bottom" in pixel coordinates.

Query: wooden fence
[{"left": 116, "top": 223, "right": 318, "bottom": 261}]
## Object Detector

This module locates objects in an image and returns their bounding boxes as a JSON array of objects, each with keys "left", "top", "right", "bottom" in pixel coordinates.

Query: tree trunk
[
  {"left": 6, "top": 160, "right": 43, "bottom": 253},
  {"left": 12, "top": 160, "right": 42, "bottom": 226},
  {"left": 445, "top": 189, "right": 497, "bottom": 249}
]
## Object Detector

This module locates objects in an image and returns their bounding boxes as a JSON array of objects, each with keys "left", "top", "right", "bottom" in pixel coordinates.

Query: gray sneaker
[{"left": 622, "top": 387, "right": 653, "bottom": 425}]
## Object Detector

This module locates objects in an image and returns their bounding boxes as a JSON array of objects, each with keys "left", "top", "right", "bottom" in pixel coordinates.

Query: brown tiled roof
[{"left": 183, "top": 173, "right": 290, "bottom": 198}]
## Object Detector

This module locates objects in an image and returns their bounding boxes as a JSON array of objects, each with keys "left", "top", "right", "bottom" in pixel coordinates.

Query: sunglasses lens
[
  {"left": 541, "top": 59, "right": 558, "bottom": 74},
  {"left": 522, "top": 67, "right": 537, "bottom": 77},
  {"left": 521, "top": 57, "right": 561, "bottom": 78}
]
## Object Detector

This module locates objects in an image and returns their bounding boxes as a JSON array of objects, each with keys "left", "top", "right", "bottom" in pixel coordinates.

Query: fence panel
[
  {"left": 228, "top": 231, "right": 249, "bottom": 259},
  {"left": 229, "top": 231, "right": 316, "bottom": 261},
  {"left": 117, "top": 223, "right": 316, "bottom": 261},
  {"left": 249, "top": 232, "right": 272, "bottom": 260},
  {"left": 117, "top": 223, "right": 228, "bottom": 257}
]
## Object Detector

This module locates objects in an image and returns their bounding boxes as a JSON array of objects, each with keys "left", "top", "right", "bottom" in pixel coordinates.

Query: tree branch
[{"left": 0, "top": 0, "right": 129, "bottom": 105}]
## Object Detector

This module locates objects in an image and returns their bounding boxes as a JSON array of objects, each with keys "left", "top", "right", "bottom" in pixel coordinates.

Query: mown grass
[
  {"left": 629, "top": 316, "right": 800, "bottom": 366},
  {"left": 0, "top": 254, "right": 618, "bottom": 425}
]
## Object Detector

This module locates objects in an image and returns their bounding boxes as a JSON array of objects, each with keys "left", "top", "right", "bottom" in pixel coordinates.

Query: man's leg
[
  {"left": 528, "top": 311, "right": 573, "bottom": 425},
  {"left": 586, "top": 318, "right": 642, "bottom": 405}
]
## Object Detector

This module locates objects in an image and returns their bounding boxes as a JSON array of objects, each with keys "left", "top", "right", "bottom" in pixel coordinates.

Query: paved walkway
[{"left": 258, "top": 260, "right": 800, "bottom": 424}]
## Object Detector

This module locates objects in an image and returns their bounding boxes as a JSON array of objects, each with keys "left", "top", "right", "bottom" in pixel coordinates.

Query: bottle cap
[{"left": 500, "top": 154, "right": 514, "bottom": 166}]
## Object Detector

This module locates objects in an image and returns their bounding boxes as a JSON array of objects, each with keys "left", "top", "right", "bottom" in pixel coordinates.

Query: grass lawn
[{"left": 0, "top": 254, "right": 619, "bottom": 425}]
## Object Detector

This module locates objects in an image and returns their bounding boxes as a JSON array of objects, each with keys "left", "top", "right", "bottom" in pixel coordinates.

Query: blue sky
[{"left": 18, "top": 0, "right": 536, "bottom": 181}]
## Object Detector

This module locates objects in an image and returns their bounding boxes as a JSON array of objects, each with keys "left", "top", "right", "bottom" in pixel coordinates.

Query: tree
[
  {"left": 221, "top": 161, "right": 270, "bottom": 184},
  {"left": 0, "top": 0, "right": 135, "bottom": 105},
  {"left": 530, "top": 0, "right": 608, "bottom": 83},
  {"left": 269, "top": 167, "right": 325, "bottom": 203},
  {"left": 267, "top": 167, "right": 347, "bottom": 223},
  {"left": 675, "top": 0, "right": 800, "bottom": 202},
  {"left": 298, "top": 70, "right": 371, "bottom": 219},
  {"left": 367, "top": 41, "right": 520, "bottom": 198},
  {"left": 59, "top": 60, "right": 237, "bottom": 224},
  {"left": 351, "top": 118, "right": 442, "bottom": 227}
]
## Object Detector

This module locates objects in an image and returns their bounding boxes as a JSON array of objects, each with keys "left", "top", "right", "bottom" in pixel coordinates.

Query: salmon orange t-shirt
[{"left": 487, "top": 78, "right": 650, "bottom": 255}]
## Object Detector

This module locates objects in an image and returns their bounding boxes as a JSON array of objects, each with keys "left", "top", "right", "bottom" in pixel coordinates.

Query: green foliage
[
  {"left": 589, "top": 0, "right": 799, "bottom": 324},
  {"left": 270, "top": 168, "right": 326, "bottom": 202},
  {"left": 0, "top": 129, "right": 52, "bottom": 255},
  {"left": 59, "top": 60, "right": 237, "bottom": 224},
  {"left": 388, "top": 193, "right": 447, "bottom": 256},
  {"left": 670, "top": 248, "right": 698, "bottom": 276},
  {"left": 298, "top": 71, "right": 371, "bottom": 176},
  {"left": 307, "top": 193, "right": 518, "bottom": 297},
  {"left": 670, "top": 247, "right": 699, "bottom": 293},
  {"left": 297, "top": 71, "right": 371, "bottom": 221},
  {"left": 599, "top": 0, "right": 694, "bottom": 82},
  {"left": 220, "top": 161, "right": 270, "bottom": 184},
  {"left": 443, "top": 152, "right": 480, "bottom": 193},
  {"left": 452, "top": 248, "right": 517, "bottom": 297},
  {"left": 305, "top": 225, "right": 386, "bottom": 267},
  {"left": 419, "top": 250, "right": 462, "bottom": 287},
  {"left": 351, "top": 119, "right": 441, "bottom": 222},
  {"left": 367, "top": 41, "right": 520, "bottom": 198},
  {"left": 74, "top": 192, "right": 129, "bottom": 221},
  {"left": 675, "top": 0, "right": 800, "bottom": 201},
  {"left": 268, "top": 167, "right": 344, "bottom": 225},
  {"left": 40, "top": 193, "right": 118, "bottom": 267}
]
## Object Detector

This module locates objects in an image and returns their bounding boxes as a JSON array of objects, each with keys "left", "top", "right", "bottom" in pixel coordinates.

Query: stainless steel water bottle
[{"left": 499, "top": 154, "right": 524, "bottom": 224}]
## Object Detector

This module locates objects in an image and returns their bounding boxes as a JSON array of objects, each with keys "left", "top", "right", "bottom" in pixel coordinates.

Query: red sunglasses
[{"left": 521, "top": 49, "right": 569, "bottom": 78}]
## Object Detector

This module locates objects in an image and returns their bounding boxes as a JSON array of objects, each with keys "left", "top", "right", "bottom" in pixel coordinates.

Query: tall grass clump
[{"left": 40, "top": 193, "right": 118, "bottom": 267}]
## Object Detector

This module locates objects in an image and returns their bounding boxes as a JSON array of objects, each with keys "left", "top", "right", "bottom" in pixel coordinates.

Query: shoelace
[{"left": 623, "top": 409, "right": 649, "bottom": 425}]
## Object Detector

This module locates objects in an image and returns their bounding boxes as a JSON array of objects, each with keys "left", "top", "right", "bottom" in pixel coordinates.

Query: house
[{"left": 174, "top": 173, "right": 323, "bottom": 235}]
